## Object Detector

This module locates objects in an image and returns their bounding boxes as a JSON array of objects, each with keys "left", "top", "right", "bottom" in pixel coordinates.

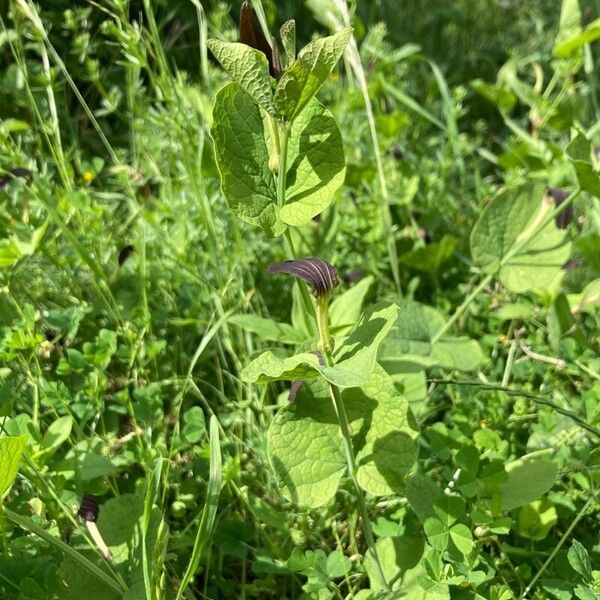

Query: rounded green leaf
[
  {"left": 405, "top": 474, "right": 444, "bottom": 522},
  {"left": 267, "top": 365, "right": 418, "bottom": 506},
  {"left": 326, "top": 302, "right": 400, "bottom": 388},
  {"left": 267, "top": 380, "right": 345, "bottom": 507},
  {"left": 432, "top": 495, "right": 465, "bottom": 527},
  {"left": 471, "top": 185, "right": 571, "bottom": 293},
  {"left": 516, "top": 499, "right": 557, "bottom": 540},
  {"left": 500, "top": 455, "right": 558, "bottom": 510},
  {"left": 0, "top": 434, "right": 27, "bottom": 497},
  {"left": 243, "top": 303, "right": 400, "bottom": 388},
  {"left": 208, "top": 39, "right": 275, "bottom": 116},
  {"left": 211, "top": 82, "right": 283, "bottom": 237},
  {"left": 352, "top": 367, "right": 419, "bottom": 496},
  {"left": 241, "top": 350, "right": 321, "bottom": 384},
  {"left": 274, "top": 27, "right": 352, "bottom": 122},
  {"left": 379, "top": 299, "right": 485, "bottom": 373},
  {"left": 423, "top": 517, "right": 449, "bottom": 552},
  {"left": 364, "top": 536, "right": 425, "bottom": 591},
  {"left": 448, "top": 523, "right": 474, "bottom": 555}
]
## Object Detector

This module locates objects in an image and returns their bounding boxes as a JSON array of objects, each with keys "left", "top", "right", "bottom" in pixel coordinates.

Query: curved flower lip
[{"left": 267, "top": 258, "right": 339, "bottom": 298}]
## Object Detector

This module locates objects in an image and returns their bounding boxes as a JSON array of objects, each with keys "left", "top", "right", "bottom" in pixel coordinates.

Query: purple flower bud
[
  {"left": 267, "top": 258, "right": 339, "bottom": 298},
  {"left": 288, "top": 380, "right": 303, "bottom": 402},
  {"left": 239, "top": 1, "right": 281, "bottom": 79},
  {"left": 547, "top": 187, "right": 573, "bottom": 229}
]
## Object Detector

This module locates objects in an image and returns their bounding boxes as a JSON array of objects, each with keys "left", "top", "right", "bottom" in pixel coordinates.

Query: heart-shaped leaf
[
  {"left": 471, "top": 185, "right": 572, "bottom": 293},
  {"left": 243, "top": 302, "right": 400, "bottom": 388},
  {"left": 211, "top": 85, "right": 346, "bottom": 233},
  {"left": 212, "top": 83, "right": 283, "bottom": 236},
  {"left": 268, "top": 366, "right": 418, "bottom": 507},
  {"left": 379, "top": 299, "right": 485, "bottom": 373}
]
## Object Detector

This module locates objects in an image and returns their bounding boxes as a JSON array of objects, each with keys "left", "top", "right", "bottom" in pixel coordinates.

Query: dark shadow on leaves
[
  {"left": 333, "top": 317, "right": 387, "bottom": 364},
  {"left": 285, "top": 112, "right": 341, "bottom": 204},
  {"left": 271, "top": 455, "right": 299, "bottom": 505},
  {"left": 358, "top": 430, "right": 419, "bottom": 491}
]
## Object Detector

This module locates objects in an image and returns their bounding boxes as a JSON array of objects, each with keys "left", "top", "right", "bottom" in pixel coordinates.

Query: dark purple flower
[
  {"left": 391, "top": 145, "right": 404, "bottom": 161},
  {"left": 288, "top": 380, "right": 303, "bottom": 402},
  {"left": 78, "top": 494, "right": 99, "bottom": 523},
  {"left": 239, "top": 1, "right": 281, "bottom": 79},
  {"left": 118, "top": 244, "right": 134, "bottom": 266},
  {"left": 0, "top": 167, "right": 32, "bottom": 190},
  {"left": 267, "top": 258, "right": 339, "bottom": 298},
  {"left": 547, "top": 187, "right": 573, "bottom": 229}
]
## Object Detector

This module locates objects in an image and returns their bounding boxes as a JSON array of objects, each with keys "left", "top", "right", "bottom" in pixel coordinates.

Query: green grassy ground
[{"left": 0, "top": 1, "right": 599, "bottom": 598}]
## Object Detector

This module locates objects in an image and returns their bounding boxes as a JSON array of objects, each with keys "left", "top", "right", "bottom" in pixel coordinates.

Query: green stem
[
  {"left": 315, "top": 301, "right": 389, "bottom": 591},
  {"left": 268, "top": 115, "right": 281, "bottom": 172},
  {"left": 276, "top": 122, "right": 290, "bottom": 207},
  {"left": 278, "top": 123, "right": 316, "bottom": 334},
  {"left": 521, "top": 488, "right": 599, "bottom": 599},
  {"left": 431, "top": 272, "right": 493, "bottom": 343},
  {"left": 316, "top": 297, "right": 332, "bottom": 353}
]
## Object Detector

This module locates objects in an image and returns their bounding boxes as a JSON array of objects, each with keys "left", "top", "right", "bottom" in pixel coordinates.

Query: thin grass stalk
[
  {"left": 175, "top": 415, "right": 222, "bottom": 600},
  {"left": 141, "top": 458, "right": 165, "bottom": 600},
  {"left": 332, "top": 0, "right": 402, "bottom": 297}
]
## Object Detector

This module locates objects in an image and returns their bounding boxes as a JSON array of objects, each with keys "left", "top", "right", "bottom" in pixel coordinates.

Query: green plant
[
  {"left": 208, "top": 5, "right": 420, "bottom": 590},
  {"left": 1, "top": 0, "right": 599, "bottom": 598}
]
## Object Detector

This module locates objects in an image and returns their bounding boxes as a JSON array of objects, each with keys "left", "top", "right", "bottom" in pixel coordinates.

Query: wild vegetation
[{"left": 0, "top": 0, "right": 599, "bottom": 599}]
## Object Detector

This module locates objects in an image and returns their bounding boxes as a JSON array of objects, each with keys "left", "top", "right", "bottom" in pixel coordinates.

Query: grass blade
[
  {"left": 175, "top": 415, "right": 222, "bottom": 600},
  {"left": 142, "top": 458, "right": 165, "bottom": 600},
  {"left": 3, "top": 508, "right": 126, "bottom": 595}
]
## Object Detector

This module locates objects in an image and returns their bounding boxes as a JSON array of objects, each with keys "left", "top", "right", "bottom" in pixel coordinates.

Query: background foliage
[{"left": 0, "top": 0, "right": 599, "bottom": 598}]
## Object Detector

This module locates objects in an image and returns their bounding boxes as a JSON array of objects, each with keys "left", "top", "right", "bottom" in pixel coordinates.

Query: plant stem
[
  {"left": 316, "top": 297, "right": 333, "bottom": 353},
  {"left": 521, "top": 488, "right": 599, "bottom": 599},
  {"left": 267, "top": 115, "right": 281, "bottom": 172},
  {"left": 276, "top": 122, "right": 290, "bottom": 208},
  {"left": 431, "top": 272, "right": 493, "bottom": 343},
  {"left": 316, "top": 301, "right": 389, "bottom": 591},
  {"left": 278, "top": 123, "right": 316, "bottom": 333}
]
